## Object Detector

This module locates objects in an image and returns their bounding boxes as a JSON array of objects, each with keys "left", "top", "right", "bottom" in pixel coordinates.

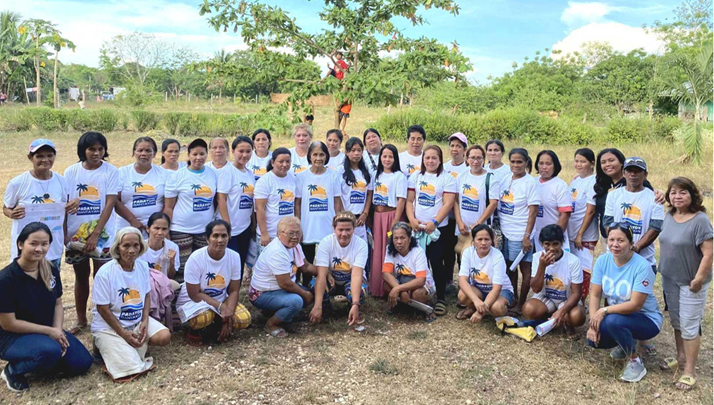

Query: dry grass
[{"left": 0, "top": 107, "right": 712, "bottom": 404}]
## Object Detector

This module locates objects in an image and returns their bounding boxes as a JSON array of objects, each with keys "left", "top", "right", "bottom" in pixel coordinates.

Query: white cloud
[
  {"left": 551, "top": 21, "right": 666, "bottom": 57},
  {"left": 560, "top": 2, "right": 622, "bottom": 26}
]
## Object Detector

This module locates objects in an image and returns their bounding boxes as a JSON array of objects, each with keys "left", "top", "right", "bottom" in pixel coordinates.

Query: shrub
[
  {"left": 68, "top": 109, "right": 95, "bottom": 132},
  {"left": 93, "top": 109, "right": 118, "bottom": 132},
  {"left": 163, "top": 112, "right": 183, "bottom": 135},
  {"left": 131, "top": 110, "right": 161, "bottom": 132},
  {"left": 27, "top": 107, "right": 68, "bottom": 131},
  {"left": 177, "top": 113, "right": 209, "bottom": 137},
  {"left": 0, "top": 108, "right": 33, "bottom": 131}
]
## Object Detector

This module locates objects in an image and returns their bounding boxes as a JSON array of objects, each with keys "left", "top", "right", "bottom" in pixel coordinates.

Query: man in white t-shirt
[
  {"left": 523, "top": 225, "right": 585, "bottom": 338},
  {"left": 308, "top": 212, "right": 369, "bottom": 326}
]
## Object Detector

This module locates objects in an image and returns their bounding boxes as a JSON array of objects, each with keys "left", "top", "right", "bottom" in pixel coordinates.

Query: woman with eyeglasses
[
  {"left": 587, "top": 223, "right": 662, "bottom": 383},
  {"left": 249, "top": 217, "right": 317, "bottom": 338}
]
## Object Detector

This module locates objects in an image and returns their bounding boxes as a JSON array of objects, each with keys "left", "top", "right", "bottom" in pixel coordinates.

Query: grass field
[{"left": 0, "top": 101, "right": 712, "bottom": 405}]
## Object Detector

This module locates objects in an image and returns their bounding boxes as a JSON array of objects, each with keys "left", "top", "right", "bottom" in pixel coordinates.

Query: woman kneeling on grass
[
  {"left": 382, "top": 222, "right": 436, "bottom": 321},
  {"left": 175, "top": 220, "right": 251, "bottom": 346},
  {"left": 456, "top": 224, "right": 513, "bottom": 323},
  {"left": 523, "top": 224, "right": 585, "bottom": 338},
  {"left": 249, "top": 217, "right": 317, "bottom": 338},
  {"left": 0, "top": 223, "right": 92, "bottom": 392},
  {"left": 587, "top": 224, "right": 663, "bottom": 383},
  {"left": 92, "top": 227, "right": 171, "bottom": 382}
]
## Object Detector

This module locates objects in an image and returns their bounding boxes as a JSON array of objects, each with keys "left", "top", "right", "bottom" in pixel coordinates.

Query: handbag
[{"left": 485, "top": 172, "right": 503, "bottom": 248}]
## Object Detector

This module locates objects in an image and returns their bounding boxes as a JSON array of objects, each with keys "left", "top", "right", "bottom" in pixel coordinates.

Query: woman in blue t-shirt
[{"left": 587, "top": 223, "right": 663, "bottom": 383}]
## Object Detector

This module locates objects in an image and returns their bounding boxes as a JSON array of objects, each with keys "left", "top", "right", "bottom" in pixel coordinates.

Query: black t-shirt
[{"left": 0, "top": 260, "right": 62, "bottom": 356}]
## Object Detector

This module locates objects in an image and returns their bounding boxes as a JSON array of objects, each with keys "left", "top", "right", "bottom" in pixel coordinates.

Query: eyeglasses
[
  {"left": 467, "top": 156, "right": 484, "bottom": 162},
  {"left": 610, "top": 222, "right": 633, "bottom": 238},
  {"left": 281, "top": 230, "right": 302, "bottom": 239}
]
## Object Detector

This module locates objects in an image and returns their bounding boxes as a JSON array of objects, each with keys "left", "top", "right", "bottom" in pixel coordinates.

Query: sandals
[
  {"left": 640, "top": 343, "right": 657, "bottom": 355},
  {"left": 434, "top": 301, "right": 447, "bottom": 316},
  {"left": 186, "top": 330, "right": 202, "bottom": 347},
  {"left": 456, "top": 309, "right": 474, "bottom": 320},
  {"left": 265, "top": 327, "right": 288, "bottom": 338},
  {"left": 68, "top": 323, "right": 87, "bottom": 335},
  {"left": 676, "top": 375, "right": 696, "bottom": 390},
  {"left": 660, "top": 357, "right": 680, "bottom": 371}
]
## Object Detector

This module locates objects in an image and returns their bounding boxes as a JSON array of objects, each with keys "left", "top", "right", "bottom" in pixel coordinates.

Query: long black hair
[
  {"left": 342, "top": 137, "right": 371, "bottom": 186},
  {"left": 594, "top": 148, "right": 625, "bottom": 198},
  {"left": 376, "top": 144, "right": 401, "bottom": 179},
  {"left": 266, "top": 147, "right": 291, "bottom": 172},
  {"left": 535, "top": 150, "right": 562, "bottom": 177}
]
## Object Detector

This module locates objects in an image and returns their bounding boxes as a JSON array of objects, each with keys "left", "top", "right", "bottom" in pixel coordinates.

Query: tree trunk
[
  {"left": 333, "top": 96, "right": 340, "bottom": 128},
  {"left": 53, "top": 50, "right": 59, "bottom": 108},
  {"left": 648, "top": 101, "right": 653, "bottom": 120},
  {"left": 219, "top": 87, "right": 222, "bottom": 104},
  {"left": 35, "top": 38, "right": 41, "bottom": 106},
  {"left": 23, "top": 77, "right": 30, "bottom": 104}
]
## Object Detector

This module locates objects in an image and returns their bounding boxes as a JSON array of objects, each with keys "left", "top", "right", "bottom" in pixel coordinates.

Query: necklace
[{"left": 32, "top": 170, "right": 54, "bottom": 200}]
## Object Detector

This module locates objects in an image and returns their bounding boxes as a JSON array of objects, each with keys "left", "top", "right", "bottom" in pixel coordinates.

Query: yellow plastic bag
[{"left": 496, "top": 316, "right": 537, "bottom": 343}]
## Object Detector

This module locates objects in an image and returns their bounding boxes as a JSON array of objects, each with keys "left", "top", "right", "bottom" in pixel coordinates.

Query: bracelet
[
  {"left": 360, "top": 212, "right": 367, "bottom": 217},
  {"left": 217, "top": 302, "right": 223, "bottom": 313},
  {"left": 431, "top": 219, "right": 439, "bottom": 226},
  {"left": 352, "top": 302, "right": 360, "bottom": 307},
  {"left": 524, "top": 232, "right": 531, "bottom": 237}
]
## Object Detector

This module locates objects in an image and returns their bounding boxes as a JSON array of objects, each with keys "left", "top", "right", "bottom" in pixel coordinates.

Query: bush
[
  {"left": 177, "top": 113, "right": 209, "bottom": 137},
  {"left": 68, "top": 109, "right": 95, "bottom": 132},
  {"left": 93, "top": 109, "right": 118, "bottom": 132},
  {"left": 0, "top": 108, "right": 33, "bottom": 131},
  {"left": 163, "top": 112, "right": 183, "bottom": 135},
  {"left": 131, "top": 110, "right": 161, "bottom": 132},
  {"left": 27, "top": 107, "right": 68, "bottom": 131}
]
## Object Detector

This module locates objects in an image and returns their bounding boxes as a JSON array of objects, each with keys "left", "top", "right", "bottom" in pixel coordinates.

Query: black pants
[
  {"left": 442, "top": 218, "right": 457, "bottom": 284},
  {"left": 426, "top": 226, "right": 448, "bottom": 301},
  {"left": 300, "top": 243, "right": 317, "bottom": 288},
  {"left": 227, "top": 226, "right": 253, "bottom": 272}
]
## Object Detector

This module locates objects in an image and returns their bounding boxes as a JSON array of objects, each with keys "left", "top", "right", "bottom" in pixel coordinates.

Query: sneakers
[
  {"left": 620, "top": 358, "right": 647, "bottom": 383},
  {"left": 610, "top": 346, "right": 627, "bottom": 359},
  {"left": 1, "top": 368, "right": 28, "bottom": 392}
]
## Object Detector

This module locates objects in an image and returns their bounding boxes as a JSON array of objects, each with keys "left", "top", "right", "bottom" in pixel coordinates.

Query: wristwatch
[{"left": 602, "top": 307, "right": 608, "bottom": 314}]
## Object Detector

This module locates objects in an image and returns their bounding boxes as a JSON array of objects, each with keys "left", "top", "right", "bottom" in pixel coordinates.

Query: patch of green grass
[{"left": 369, "top": 358, "right": 399, "bottom": 375}]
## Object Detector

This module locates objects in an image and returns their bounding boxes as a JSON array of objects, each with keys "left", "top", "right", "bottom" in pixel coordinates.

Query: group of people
[{"left": 0, "top": 123, "right": 710, "bottom": 391}]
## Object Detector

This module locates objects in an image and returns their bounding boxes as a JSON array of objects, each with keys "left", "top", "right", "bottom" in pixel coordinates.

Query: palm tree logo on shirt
[
  {"left": 117, "top": 287, "right": 141, "bottom": 303},
  {"left": 132, "top": 181, "right": 144, "bottom": 191},
  {"left": 407, "top": 164, "right": 415, "bottom": 173},
  {"left": 76, "top": 183, "right": 89, "bottom": 193},
  {"left": 470, "top": 268, "right": 490, "bottom": 283},
  {"left": 332, "top": 257, "right": 350, "bottom": 271},
  {"left": 395, "top": 263, "right": 412, "bottom": 276},
  {"left": 205, "top": 272, "right": 226, "bottom": 287},
  {"left": 308, "top": 184, "right": 318, "bottom": 194},
  {"left": 206, "top": 272, "right": 216, "bottom": 282},
  {"left": 118, "top": 287, "right": 130, "bottom": 301},
  {"left": 31, "top": 195, "right": 51, "bottom": 203}
]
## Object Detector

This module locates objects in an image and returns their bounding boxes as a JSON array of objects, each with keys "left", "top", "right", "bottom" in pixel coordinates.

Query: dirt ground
[{"left": 0, "top": 128, "right": 711, "bottom": 405}]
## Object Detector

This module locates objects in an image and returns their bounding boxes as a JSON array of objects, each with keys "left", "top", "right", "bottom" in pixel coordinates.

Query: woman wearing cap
[
  {"left": 206, "top": 137, "right": 230, "bottom": 172},
  {"left": 175, "top": 220, "right": 251, "bottom": 345},
  {"left": 249, "top": 217, "right": 316, "bottom": 338},
  {"left": 160, "top": 139, "right": 187, "bottom": 172},
  {"left": 289, "top": 123, "right": 312, "bottom": 175},
  {"left": 4, "top": 139, "right": 77, "bottom": 269},
  {"left": 533, "top": 150, "right": 571, "bottom": 252},
  {"left": 325, "top": 129, "right": 346, "bottom": 170},
  {"left": 443, "top": 133, "right": 469, "bottom": 287},
  {"left": 399, "top": 125, "right": 425, "bottom": 178},
  {"left": 254, "top": 148, "right": 297, "bottom": 247},
  {"left": 658, "top": 177, "right": 713, "bottom": 390},
  {"left": 64, "top": 131, "right": 119, "bottom": 335},
  {"left": 115, "top": 137, "right": 167, "bottom": 236},
  {"left": 163, "top": 138, "right": 219, "bottom": 278},
  {"left": 91, "top": 227, "right": 171, "bottom": 382},
  {"left": 362, "top": 128, "right": 382, "bottom": 174},
  {"left": 587, "top": 224, "right": 662, "bottom": 383},
  {"left": 247, "top": 129, "right": 272, "bottom": 181},
  {"left": 0, "top": 222, "right": 92, "bottom": 393}
]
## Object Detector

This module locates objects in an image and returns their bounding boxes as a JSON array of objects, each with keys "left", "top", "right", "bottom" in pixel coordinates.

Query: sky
[{"left": 2, "top": 0, "right": 680, "bottom": 83}]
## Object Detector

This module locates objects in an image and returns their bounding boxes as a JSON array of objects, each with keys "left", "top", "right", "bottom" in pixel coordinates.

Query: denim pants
[
  {"left": 227, "top": 226, "right": 253, "bottom": 272},
  {"left": 250, "top": 289, "right": 307, "bottom": 322},
  {"left": 2, "top": 332, "right": 93, "bottom": 377},
  {"left": 587, "top": 312, "right": 660, "bottom": 356}
]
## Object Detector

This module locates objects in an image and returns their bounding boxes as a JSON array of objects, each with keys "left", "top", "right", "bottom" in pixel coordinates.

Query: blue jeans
[
  {"left": 587, "top": 313, "right": 660, "bottom": 356},
  {"left": 250, "top": 289, "right": 307, "bottom": 322},
  {"left": 227, "top": 227, "right": 252, "bottom": 271},
  {"left": 2, "top": 332, "right": 93, "bottom": 377}
]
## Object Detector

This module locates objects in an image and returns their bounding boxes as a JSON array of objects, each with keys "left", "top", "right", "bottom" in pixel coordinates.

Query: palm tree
[
  {"left": 332, "top": 257, "right": 343, "bottom": 267},
  {"left": 293, "top": 163, "right": 302, "bottom": 170},
  {"left": 407, "top": 164, "right": 415, "bottom": 172},
  {"left": 31, "top": 195, "right": 45, "bottom": 203},
  {"left": 239, "top": 182, "right": 248, "bottom": 190},
  {"left": 132, "top": 181, "right": 143, "bottom": 191},
  {"left": 19, "top": 19, "right": 56, "bottom": 106},
  {"left": 308, "top": 184, "right": 318, "bottom": 194},
  {"left": 395, "top": 263, "right": 406, "bottom": 274},
  {"left": 462, "top": 184, "right": 472, "bottom": 192},
  {"left": 375, "top": 181, "right": 382, "bottom": 190},
  {"left": 277, "top": 188, "right": 285, "bottom": 198},
  {"left": 117, "top": 287, "right": 130, "bottom": 301},
  {"left": 206, "top": 272, "right": 216, "bottom": 282},
  {"left": 620, "top": 202, "right": 632, "bottom": 214},
  {"left": 471, "top": 268, "right": 481, "bottom": 278},
  {"left": 544, "top": 274, "right": 555, "bottom": 284},
  {"left": 191, "top": 184, "right": 202, "bottom": 194},
  {"left": 76, "top": 183, "right": 88, "bottom": 193},
  {"left": 418, "top": 180, "right": 428, "bottom": 189}
]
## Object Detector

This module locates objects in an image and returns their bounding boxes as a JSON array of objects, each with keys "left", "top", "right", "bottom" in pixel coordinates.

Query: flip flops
[
  {"left": 68, "top": 323, "right": 87, "bottom": 335},
  {"left": 455, "top": 309, "right": 474, "bottom": 320},
  {"left": 265, "top": 327, "right": 288, "bottom": 338},
  {"left": 434, "top": 301, "right": 447, "bottom": 316},
  {"left": 659, "top": 357, "right": 679, "bottom": 371},
  {"left": 676, "top": 375, "right": 696, "bottom": 390}
]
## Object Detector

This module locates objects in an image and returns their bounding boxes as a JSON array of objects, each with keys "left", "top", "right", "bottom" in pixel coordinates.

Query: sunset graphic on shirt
[
  {"left": 621, "top": 203, "right": 643, "bottom": 234},
  {"left": 31, "top": 195, "right": 54, "bottom": 203},
  {"left": 76, "top": 183, "right": 101, "bottom": 215},
  {"left": 204, "top": 272, "right": 227, "bottom": 298},
  {"left": 470, "top": 267, "right": 493, "bottom": 291},
  {"left": 570, "top": 187, "right": 578, "bottom": 210},
  {"left": 278, "top": 188, "right": 295, "bottom": 215},
  {"left": 118, "top": 287, "right": 143, "bottom": 321},
  {"left": 499, "top": 189, "right": 515, "bottom": 215},
  {"left": 373, "top": 181, "right": 389, "bottom": 206},
  {"left": 191, "top": 184, "right": 213, "bottom": 197},
  {"left": 349, "top": 180, "right": 367, "bottom": 204},
  {"left": 332, "top": 257, "right": 351, "bottom": 271},
  {"left": 417, "top": 181, "right": 436, "bottom": 207},
  {"left": 395, "top": 263, "right": 413, "bottom": 276},
  {"left": 131, "top": 182, "right": 158, "bottom": 208},
  {"left": 544, "top": 273, "right": 567, "bottom": 301},
  {"left": 460, "top": 183, "right": 480, "bottom": 212}
]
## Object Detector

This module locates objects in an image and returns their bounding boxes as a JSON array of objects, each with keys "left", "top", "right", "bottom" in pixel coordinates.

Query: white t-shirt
[
  {"left": 327, "top": 152, "right": 346, "bottom": 171},
  {"left": 399, "top": 151, "right": 423, "bottom": 178},
  {"left": 534, "top": 176, "right": 572, "bottom": 250},
  {"left": 176, "top": 247, "right": 243, "bottom": 308},
  {"left": 138, "top": 239, "right": 180, "bottom": 276},
  {"left": 498, "top": 175, "right": 541, "bottom": 240},
  {"left": 289, "top": 147, "right": 310, "bottom": 175},
  {"left": 64, "top": 161, "right": 119, "bottom": 247},
  {"left": 4, "top": 171, "right": 69, "bottom": 260},
  {"left": 531, "top": 250, "right": 583, "bottom": 304},
  {"left": 206, "top": 161, "right": 229, "bottom": 173},
  {"left": 408, "top": 171, "right": 458, "bottom": 227},
  {"left": 456, "top": 171, "right": 500, "bottom": 231},
  {"left": 250, "top": 238, "right": 305, "bottom": 292},
  {"left": 116, "top": 164, "right": 167, "bottom": 231},
  {"left": 486, "top": 163, "right": 511, "bottom": 190},
  {"left": 247, "top": 152, "right": 271, "bottom": 181},
  {"left": 217, "top": 164, "right": 255, "bottom": 236},
  {"left": 165, "top": 167, "right": 218, "bottom": 234},
  {"left": 163, "top": 161, "right": 188, "bottom": 172},
  {"left": 91, "top": 259, "right": 151, "bottom": 332},
  {"left": 338, "top": 167, "right": 373, "bottom": 240},
  {"left": 458, "top": 246, "right": 513, "bottom": 293},
  {"left": 296, "top": 169, "right": 342, "bottom": 244},
  {"left": 373, "top": 171, "right": 407, "bottom": 208},
  {"left": 382, "top": 247, "right": 435, "bottom": 291},
  {"left": 604, "top": 188, "right": 665, "bottom": 265},
  {"left": 362, "top": 151, "right": 380, "bottom": 175},
  {"left": 253, "top": 171, "right": 297, "bottom": 238},
  {"left": 315, "top": 234, "right": 368, "bottom": 281},
  {"left": 444, "top": 160, "right": 469, "bottom": 180},
  {"left": 568, "top": 175, "right": 598, "bottom": 242}
]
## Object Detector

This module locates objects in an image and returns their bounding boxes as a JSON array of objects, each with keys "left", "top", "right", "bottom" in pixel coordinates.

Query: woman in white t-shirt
[
  {"left": 406, "top": 145, "right": 457, "bottom": 316},
  {"left": 254, "top": 148, "right": 297, "bottom": 246},
  {"left": 249, "top": 217, "right": 317, "bottom": 338},
  {"left": 64, "top": 131, "right": 119, "bottom": 334},
  {"left": 295, "top": 142, "right": 344, "bottom": 286},
  {"left": 399, "top": 124, "right": 425, "bottom": 178},
  {"left": 338, "top": 137, "right": 374, "bottom": 243},
  {"left": 568, "top": 148, "right": 598, "bottom": 302},
  {"left": 484, "top": 139, "right": 511, "bottom": 189},
  {"left": 139, "top": 212, "right": 180, "bottom": 291},
  {"left": 498, "top": 148, "right": 540, "bottom": 314},
  {"left": 523, "top": 224, "right": 585, "bottom": 338},
  {"left": 325, "top": 129, "right": 346, "bottom": 170},
  {"left": 533, "top": 150, "right": 572, "bottom": 252},
  {"left": 164, "top": 138, "right": 219, "bottom": 278},
  {"left": 371, "top": 144, "right": 407, "bottom": 297},
  {"left": 217, "top": 136, "right": 256, "bottom": 267},
  {"left": 175, "top": 220, "right": 251, "bottom": 345},
  {"left": 457, "top": 224, "right": 514, "bottom": 322},
  {"left": 382, "top": 222, "right": 436, "bottom": 320},
  {"left": 206, "top": 137, "right": 230, "bottom": 172},
  {"left": 4, "top": 139, "right": 76, "bottom": 269},
  {"left": 454, "top": 145, "right": 500, "bottom": 246},
  {"left": 289, "top": 123, "right": 312, "bottom": 175},
  {"left": 247, "top": 129, "right": 272, "bottom": 181},
  {"left": 160, "top": 139, "right": 187, "bottom": 172},
  {"left": 91, "top": 227, "right": 170, "bottom": 381},
  {"left": 362, "top": 128, "right": 383, "bottom": 175},
  {"left": 115, "top": 137, "right": 167, "bottom": 236}
]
